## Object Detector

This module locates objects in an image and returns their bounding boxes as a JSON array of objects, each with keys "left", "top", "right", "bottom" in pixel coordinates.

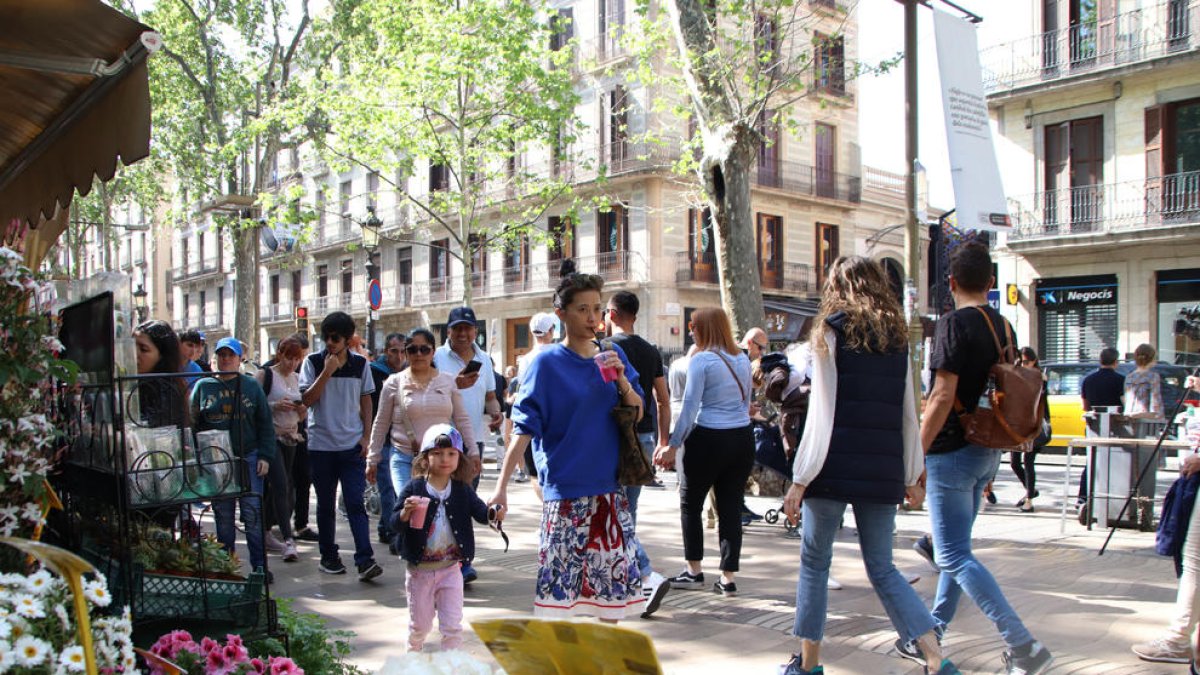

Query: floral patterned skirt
[{"left": 533, "top": 492, "right": 646, "bottom": 620}]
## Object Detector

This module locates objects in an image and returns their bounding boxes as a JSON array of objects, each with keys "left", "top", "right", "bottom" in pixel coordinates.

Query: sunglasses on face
[{"left": 405, "top": 344, "right": 434, "bottom": 355}]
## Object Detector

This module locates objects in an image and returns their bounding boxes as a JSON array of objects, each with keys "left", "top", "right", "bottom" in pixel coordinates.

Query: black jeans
[
  {"left": 266, "top": 441, "right": 297, "bottom": 540},
  {"left": 1009, "top": 449, "right": 1038, "bottom": 498},
  {"left": 292, "top": 435, "right": 313, "bottom": 531},
  {"left": 679, "top": 424, "right": 755, "bottom": 572}
]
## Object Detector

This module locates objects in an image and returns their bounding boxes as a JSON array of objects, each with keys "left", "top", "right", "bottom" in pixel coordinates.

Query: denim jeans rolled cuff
[
  {"left": 377, "top": 444, "right": 397, "bottom": 535},
  {"left": 792, "top": 497, "right": 936, "bottom": 643},
  {"left": 311, "top": 448, "right": 375, "bottom": 567},
  {"left": 215, "top": 453, "right": 265, "bottom": 571},
  {"left": 927, "top": 445, "right": 1034, "bottom": 648}
]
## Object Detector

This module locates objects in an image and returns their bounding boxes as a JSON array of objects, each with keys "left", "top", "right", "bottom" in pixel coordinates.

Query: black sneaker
[
  {"left": 319, "top": 558, "right": 346, "bottom": 575},
  {"left": 377, "top": 530, "right": 393, "bottom": 544},
  {"left": 668, "top": 570, "right": 705, "bottom": 589},
  {"left": 913, "top": 534, "right": 939, "bottom": 572},
  {"left": 985, "top": 491, "right": 997, "bottom": 505},
  {"left": 894, "top": 637, "right": 924, "bottom": 664},
  {"left": 1003, "top": 641, "right": 1053, "bottom": 675},
  {"left": 742, "top": 507, "right": 763, "bottom": 521},
  {"left": 295, "top": 527, "right": 319, "bottom": 542},
  {"left": 712, "top": 580, "right": 737, "bottom": 596},
  {"left": 357, "top": 560, "right": 383, "bottom": 582}
]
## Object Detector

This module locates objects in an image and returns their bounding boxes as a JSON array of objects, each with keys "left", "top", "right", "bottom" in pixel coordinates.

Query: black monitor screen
[{"left": 59, "top": 292, "right": 114, "bottom": 385}]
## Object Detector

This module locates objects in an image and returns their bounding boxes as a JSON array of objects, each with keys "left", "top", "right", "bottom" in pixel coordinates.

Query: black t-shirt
[
  {"left": 928, "top": 304, "right": 1013, "bottom": 454},
  {"left": 1081, "top": 368, "right": 1125, "bottom": 411},
  {"left": 611, "top": 333, "right": 664, "bottom": 434}
]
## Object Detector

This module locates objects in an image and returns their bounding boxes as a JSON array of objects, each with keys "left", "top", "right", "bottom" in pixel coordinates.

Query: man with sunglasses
[
  {"left": 434, "top": 306, "right": 500, "bottom": 584},
  {"left": 369, "top": 333, "right": 407, "bottom": 548},
  {"left": 300, "top": 312, "right": 383, "bottom": 582}
]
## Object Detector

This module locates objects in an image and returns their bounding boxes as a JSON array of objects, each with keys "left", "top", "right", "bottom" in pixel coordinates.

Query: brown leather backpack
[{"left": 953, "top": 307, "right": 1046, "bottom": 451}]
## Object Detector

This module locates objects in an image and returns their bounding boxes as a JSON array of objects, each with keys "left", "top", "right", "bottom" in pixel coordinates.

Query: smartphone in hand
[{"left": 461, "top": 360, "right": 483, "bottom": 376}]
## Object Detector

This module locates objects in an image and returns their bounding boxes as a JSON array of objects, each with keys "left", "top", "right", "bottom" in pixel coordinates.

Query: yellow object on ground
[{"left": 472, "top": 618, "right": 662, "bottom": 675}]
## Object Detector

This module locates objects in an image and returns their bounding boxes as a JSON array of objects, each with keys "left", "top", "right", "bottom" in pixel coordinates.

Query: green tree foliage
[
  {"left": 307, "top": 0, "right": 581, "bottom": 305},
  {"left": 116, "top": 0, "right": 318, "bottom": 354},
  {"left": 633, "top": 0, "right": 897, "bottom": 337}
]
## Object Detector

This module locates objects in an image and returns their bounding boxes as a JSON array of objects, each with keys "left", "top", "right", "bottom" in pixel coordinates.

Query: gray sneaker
[
  {"left": 1003, "top": 641, "right": 1053, "bottom": 675},
  {"left": 913, "top": 534, "right": 938, "bottom": 572},
  {"left": 1131, "top": 637, "right": 1190, "bottom": 664},
  {"left": 357, "top": 560, "right": 383, "bottom": 582}
]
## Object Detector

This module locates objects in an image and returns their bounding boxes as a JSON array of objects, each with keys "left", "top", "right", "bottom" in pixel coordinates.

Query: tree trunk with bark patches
[
  {"left": 232, "top": 223, "right": 259, "bottom": 357},
  {"left": 668, "top": 0, "right": 766, "bottom": 339}
]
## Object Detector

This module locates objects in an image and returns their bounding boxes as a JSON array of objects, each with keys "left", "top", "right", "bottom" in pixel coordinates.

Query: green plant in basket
[{"left": 197, "top": 535, "right": 242, "bottom": 578}]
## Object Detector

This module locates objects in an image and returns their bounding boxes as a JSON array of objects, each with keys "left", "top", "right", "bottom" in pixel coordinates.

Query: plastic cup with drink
[
  {"left": 594, "top": 341, "right": 620, "bottom": 383},
  {"left": 407, "top": 496, "right": 431, "bottom": 528}
]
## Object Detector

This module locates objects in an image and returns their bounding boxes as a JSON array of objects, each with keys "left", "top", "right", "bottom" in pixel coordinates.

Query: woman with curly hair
[
  {"left": 488, "top": 260, "right": 647, "bottom": 622},
  {"left": 779, "top": 257, "right": 957, "bottom": 675}
]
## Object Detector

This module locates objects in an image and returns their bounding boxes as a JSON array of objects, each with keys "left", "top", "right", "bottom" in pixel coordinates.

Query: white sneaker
[
  {"left": 282, "top": 539, "right": 298, "bottom": 562},
  {"left": 264, "top": 531, "right": 285, "bottom": 554},
  {"left": 1131, "top": 637, "right": 1191, "bottom": 664},
  {"left": 641, "top": 572, "right": 670, "bottom": 618},
  {"left": 827, "top": 577, "right": 843, "bottom": 590}
]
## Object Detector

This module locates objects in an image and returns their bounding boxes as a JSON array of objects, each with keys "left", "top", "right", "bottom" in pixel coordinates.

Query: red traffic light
[{"left": 296, "top": 306, "right": 308, "bottom": 319}]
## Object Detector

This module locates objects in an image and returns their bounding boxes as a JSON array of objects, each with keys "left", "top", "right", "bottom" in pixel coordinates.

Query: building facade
[
  {"left": 173, "top": 0, "right": 912, "bottom": 368},
  {"left": 984, "top": 0, "right": 1200, "bottom": 366}
]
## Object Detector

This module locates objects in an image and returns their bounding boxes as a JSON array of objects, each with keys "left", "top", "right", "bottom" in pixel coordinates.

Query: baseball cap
[
  {"left": 420, "top": 423, "right": 465, "bottom": 454},
  {"left": 530, "top": 312, "right": 557, "bottom": 336},
  {"left": 214, "top": 336, "right": 244, "bottom": 357},
  {"left": 447, "top": 306, "right": 477, "bottom": 328}
]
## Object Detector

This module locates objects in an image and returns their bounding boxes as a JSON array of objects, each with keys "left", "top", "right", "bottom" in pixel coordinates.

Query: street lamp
[
  {"left": 358, "top": 206, "right": 383, "bottom": 356},
  {"left": 132, "top": 284, "right": 148, "bottom": 323}
]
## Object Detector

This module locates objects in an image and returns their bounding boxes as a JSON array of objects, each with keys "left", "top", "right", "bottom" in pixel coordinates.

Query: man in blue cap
[
  {"left": 433, "top": 306, "right": 498, "bottom": 584},
  {"left": 190, "top": 336, "right": 276, "bottom": 583}
]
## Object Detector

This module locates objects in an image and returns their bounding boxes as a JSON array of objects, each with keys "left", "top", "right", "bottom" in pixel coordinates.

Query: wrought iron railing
[
  {"left": 1007, "top": 169, "right": 1200, "bottom": 240},
  {"left": 675, "top": 251, "right": 815, "bottom": 294},
  {"left": 752, "top": 159, "right": 862, "bottom": 203},
  {"left": 981, "top": 0, "right": 1200, "bottom": 93}
]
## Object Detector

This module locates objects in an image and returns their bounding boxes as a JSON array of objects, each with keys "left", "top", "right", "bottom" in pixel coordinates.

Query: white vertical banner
[{"left": 933, "top": 10, "right": 1011, "bottom": 231}]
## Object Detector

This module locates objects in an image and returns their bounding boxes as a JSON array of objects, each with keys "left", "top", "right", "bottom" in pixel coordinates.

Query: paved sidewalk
[{"left": 265, "top": 459, "right": 1183, "bottom": 674}]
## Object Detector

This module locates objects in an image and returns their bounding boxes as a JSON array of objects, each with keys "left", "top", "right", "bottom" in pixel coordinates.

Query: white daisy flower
[
  {"left": 20, "top": 503, "right": 42, "bottom": 524},
  {"left": 58, "top": 645, "right": 86, "bottom": 672},
  {"left": 82, "top": 580, "right": 111, "bottom": 607},
  {"left": 23, "top": 569, "right": 51, "bottom": 594},
  {"left": 0, "top": 619, "right": 10, "bottom": 639},
  {"left": 13, "top": 635, "right": 50, "bottom": 666},
  {"left": 12, "top": 594, "right": 43, "bottom": 619},
  {"left": 54, "top": 604, "right": 70, "bottom": 631},
  {"left": 0, "top": 644, "right": 13, "bottom": 672}
]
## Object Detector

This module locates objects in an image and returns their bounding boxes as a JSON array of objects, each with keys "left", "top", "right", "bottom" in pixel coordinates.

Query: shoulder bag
[{"left": 601, "top": 341, "right": 655, "bottom": 487}]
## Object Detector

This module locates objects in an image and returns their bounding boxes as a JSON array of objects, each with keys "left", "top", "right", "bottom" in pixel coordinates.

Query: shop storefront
[
  {"left": 1036, "top": 274, "right": 1119, "bottom": 363},
  {"left": 1157, "top": 268, "right": 1200, "bottom": 367}
]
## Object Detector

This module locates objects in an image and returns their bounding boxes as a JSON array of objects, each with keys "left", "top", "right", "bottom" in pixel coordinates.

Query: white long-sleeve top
[{"left": 790, "top": 326, "right": 924, "bottom": 489}]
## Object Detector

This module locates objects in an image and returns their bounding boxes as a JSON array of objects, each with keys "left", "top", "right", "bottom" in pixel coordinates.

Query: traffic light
[{"left": 295, "top": 306, "right": 309, "bottom": 333}]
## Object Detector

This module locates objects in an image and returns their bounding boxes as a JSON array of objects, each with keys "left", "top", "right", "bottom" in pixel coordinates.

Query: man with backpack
[{"left": 900, "top": 242, "right": 1053, "bottom": 675}]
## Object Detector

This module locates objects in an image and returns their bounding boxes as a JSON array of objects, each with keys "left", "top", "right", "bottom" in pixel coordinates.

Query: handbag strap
[
  {"left": 395, "top": 374, "right": 420, "bottom": 454},
  {"left": 714, "top": 350, "right": 747, "bottom": 404}
]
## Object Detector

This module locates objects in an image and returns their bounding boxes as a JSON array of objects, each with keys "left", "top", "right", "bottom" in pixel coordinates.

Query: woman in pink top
[{"left": 367, "top": 328, "right": 477, "bottom": 493}]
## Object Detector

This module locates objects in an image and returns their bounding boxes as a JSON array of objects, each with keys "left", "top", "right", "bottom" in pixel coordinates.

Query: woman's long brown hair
[{"left": 812, "top": 256, "right": 908, "bottom": 355}]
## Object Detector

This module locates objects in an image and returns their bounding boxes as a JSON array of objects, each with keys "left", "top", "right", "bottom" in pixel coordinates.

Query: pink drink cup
[
  {"left": 593, "top": 352, "right": 619, "bottom": 383},
  {"left": 408, "top": 496, "right": 431, "bottom": 528}
]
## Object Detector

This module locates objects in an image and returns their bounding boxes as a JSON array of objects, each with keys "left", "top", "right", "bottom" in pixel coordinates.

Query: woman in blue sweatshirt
[{"left": 488, "top": 261, "right": 647, "bottom": 621}]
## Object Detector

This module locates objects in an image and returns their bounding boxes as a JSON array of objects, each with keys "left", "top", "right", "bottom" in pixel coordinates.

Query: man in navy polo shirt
[
  {"left": 433, "top": 306, "right": 499, "bottom": 583},
  {"left": 300, "top": 312, "right": 382, "bottom": 582}
]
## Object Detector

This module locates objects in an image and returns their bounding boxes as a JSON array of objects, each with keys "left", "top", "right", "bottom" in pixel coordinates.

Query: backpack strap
[{"left": 951, "top": 306, "right": 1011, "bottom": 414}]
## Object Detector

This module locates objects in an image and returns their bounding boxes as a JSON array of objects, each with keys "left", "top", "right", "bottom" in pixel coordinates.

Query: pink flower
[
  {"left": 223, "top": 643, "right": 249, "bottom": 664},
  {"left": 248, "top": 658, "right": 267, "bottom": 674},
  {"left": 268, "top": 657, "right": 304, "bottom": 675},
  {"left": 205, "top": 649, "right": 233, "bottom": 675},
  {"left": 200, "top": 636, "right": 220, "bottom": 655},
  {"left": 224, "top": 634, "right": 244, "bottom": 649}
]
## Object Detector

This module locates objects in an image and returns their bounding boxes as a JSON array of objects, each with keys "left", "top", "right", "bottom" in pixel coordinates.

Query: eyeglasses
[{"left": 405, "top": 344, "right": 434, "bottom": 356}]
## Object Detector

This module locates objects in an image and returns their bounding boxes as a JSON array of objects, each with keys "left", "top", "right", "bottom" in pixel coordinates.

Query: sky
[{"left": 857, "top": 0, "right": 1023, "bottom": 211}]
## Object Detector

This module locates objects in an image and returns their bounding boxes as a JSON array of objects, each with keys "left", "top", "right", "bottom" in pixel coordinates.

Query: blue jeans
[
  {"left": 310, "top": 448, "right": 375, "bottom": 567},
  {"left": 389, "top": 448, "right": 414, "bottom": 497},
  {"left": 793, "top": 497, "right": 937, "bottom": 643},
  {"left": 621, "top": 432, "right": 656, "bottom": 577},
  {"left": 214, "top": 453, "right": 265, "bottom": 572},
  {"left": 376, "top": 444, "right": 397, "bottom": 537},
  {"left": 927, "top": 445, "right": 1034, "bottom": 648}
]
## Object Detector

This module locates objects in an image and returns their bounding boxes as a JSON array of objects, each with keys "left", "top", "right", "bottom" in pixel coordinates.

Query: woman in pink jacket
[{"left": 367, "top": 328, "right": 477, "bottom": 495}]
